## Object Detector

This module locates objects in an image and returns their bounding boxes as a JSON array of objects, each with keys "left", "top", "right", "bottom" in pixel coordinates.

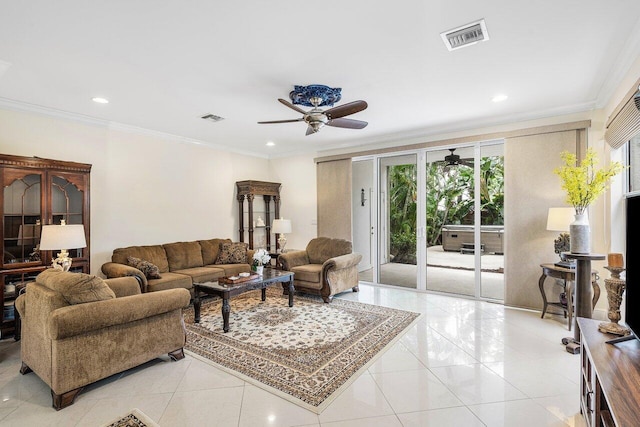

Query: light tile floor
[{"left": 0, "top": 284, "right": 586, "bottom": 427}]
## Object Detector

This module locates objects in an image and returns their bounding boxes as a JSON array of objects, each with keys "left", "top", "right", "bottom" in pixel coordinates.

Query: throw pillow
[
  {"left": 127, "top": 256, "right": 162, "bottom": 279},
  {"left": 36, "top": 269, "right": 116, "bottom": 305},
  {"left": 215, "top": 242, "right": 248, "bottom": 264}
]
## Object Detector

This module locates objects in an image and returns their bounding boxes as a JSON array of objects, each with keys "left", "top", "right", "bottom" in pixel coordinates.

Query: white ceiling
[{"left": 1, "top": 1, "right": 640, "bottom": 158}]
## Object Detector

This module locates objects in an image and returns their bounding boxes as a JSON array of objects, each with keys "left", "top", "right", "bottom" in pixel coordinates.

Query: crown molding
[
  {"left": 595, "top": 16, "right": 640, "bottom": 109},
  {"left": 0, "top": 97, "right": 268, "bottom": 159}
]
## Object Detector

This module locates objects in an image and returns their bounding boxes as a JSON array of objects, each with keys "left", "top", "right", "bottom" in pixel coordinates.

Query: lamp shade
[
  {"left": 272, "top": 218, "right": 292, "bottom": 234},
  {"left": 546, "top": 207, "right": 576, "bottom": 232},
  {"left": 39, "top": 224, "right": 87, "bottom": 250}
]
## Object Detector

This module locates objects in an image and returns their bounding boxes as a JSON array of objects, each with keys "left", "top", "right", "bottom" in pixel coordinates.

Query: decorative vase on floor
[{"left": 570, "top": 213, "right": 590, "bottom": 254}]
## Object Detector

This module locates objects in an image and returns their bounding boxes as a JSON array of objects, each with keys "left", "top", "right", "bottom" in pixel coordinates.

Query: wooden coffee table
[{"left": 193, "top": 269, "right": 294, "bottom": 333}]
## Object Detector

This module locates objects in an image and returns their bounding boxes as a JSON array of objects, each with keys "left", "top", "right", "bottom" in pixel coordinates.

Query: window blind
[{"left": 605, "top": 82, "right": 640, "bottom": 149}]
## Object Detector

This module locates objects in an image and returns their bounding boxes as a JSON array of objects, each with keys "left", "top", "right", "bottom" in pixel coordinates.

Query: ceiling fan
[
  {"left": 258, "top": 85, "right": 368, "bottom": 136},
  {"left": 444, "top": 148, "right": 473, "bottom": 167}
]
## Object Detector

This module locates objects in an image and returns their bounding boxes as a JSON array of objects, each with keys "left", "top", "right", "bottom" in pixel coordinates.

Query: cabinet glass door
[
  {"left": 2, "top": 171, "right": 43, "bottom": 266},
  {"left": 50, "top": 173, "right": 87, "bottom": 259}
]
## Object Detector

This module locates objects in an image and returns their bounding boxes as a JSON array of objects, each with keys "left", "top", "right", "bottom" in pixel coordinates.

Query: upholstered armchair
[
  {"left": 279, "top": 237, "right": 362, "bottom": 302},
  {"left": 15, "top": 269, "right": 191, "bottom": 410}
]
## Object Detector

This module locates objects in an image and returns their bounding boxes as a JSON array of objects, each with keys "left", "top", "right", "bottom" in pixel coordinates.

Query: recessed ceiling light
[
  {"left": 266, "top": 141, "right": 275, "bottom": 147},
  {"left": 492, "top": 94, "right": 508, "bottom": 103},
  {"left": 92, "top": 97, "right": 109, "bottom": 104}
]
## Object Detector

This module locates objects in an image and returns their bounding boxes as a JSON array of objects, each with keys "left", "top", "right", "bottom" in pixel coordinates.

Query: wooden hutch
[
  {"left": 1, "top": 154, "right": 91, "bottom": 338},
  {"left": 236, "top": 180, "right": 281, "bottom": 251}
]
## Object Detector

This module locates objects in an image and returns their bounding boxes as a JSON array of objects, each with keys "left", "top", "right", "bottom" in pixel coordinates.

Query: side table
[{"left": 538, "top": 263, "right": 600, "bottom": 331}]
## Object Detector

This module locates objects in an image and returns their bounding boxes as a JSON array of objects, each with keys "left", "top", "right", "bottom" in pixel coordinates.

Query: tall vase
[{"left": 570, "top": 213, "right": 590, "bottom": 254}]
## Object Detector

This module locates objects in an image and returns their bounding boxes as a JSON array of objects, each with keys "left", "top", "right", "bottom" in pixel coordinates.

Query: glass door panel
[
  {"left": 3, "top": 173, "right": 42, "bottom": 266},
  {"left": 378, "top": 154, "right": 417, "bottom": 289},
  {"left": 50, "top": 174, "right": 86, "bottom": 258},
  {"left": 425, "top": 147, "right": 475, "bottom": 297},
  {"left": 479, "top": 144, "right": 505, "bottom": 300}
]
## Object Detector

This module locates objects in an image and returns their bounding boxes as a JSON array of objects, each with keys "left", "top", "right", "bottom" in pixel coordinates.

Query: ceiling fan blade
[
  {"left": 257, "top": 118, "right": 304, "bottom": 124},
  {"left": 305, "top": 125, "right": 317, "bottom": 136},
  {"left": 324, "top": 100, "right": 368, "bottom": 120},
  {"left": 326, "top": 118, "right": 368, "bottom": 129},
  {"left": 278, "top": 98, "right": 307, "bottom": 114}
]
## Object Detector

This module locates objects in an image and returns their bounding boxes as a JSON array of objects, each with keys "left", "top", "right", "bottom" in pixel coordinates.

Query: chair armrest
[
  {"left": 106, "top": 277, "right": 142, "bottom": 297},
  {"left": 48, "top": 288, "right": 191, "bottom": 340},
  {"left": 246, "top": 249, "right": 255, "bottom": 264},
  {"left": 101, "top": 262, "right": 148, "bottom": 292},
  {"left": 322, "top": 253, "right": 363, "bottom": 271},
  {"left": 279, "top": 250, "right": 310, "bottom": 270},
  {"left": 15, "top": 294, "right": 26, "bottom": 318}
]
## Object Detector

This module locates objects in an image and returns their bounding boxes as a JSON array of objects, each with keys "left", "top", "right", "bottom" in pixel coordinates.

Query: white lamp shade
[
  {"left": 39, "top": 224, "right": 87, "bottom": 250},
  {"left": 546, "top": 207, "right": 576, "bottom": 232},
  {"left": 272, "top": 218, "right": 292, "bottom": 234}
]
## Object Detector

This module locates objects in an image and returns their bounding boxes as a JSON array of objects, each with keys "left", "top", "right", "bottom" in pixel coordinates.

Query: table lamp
[
  {"left": 39, "top": 220, "right": 87, "bottom": 271},
  {"left": 272, "top": 218, "right": 292, "bottom": 253},
  {"left": 546, "top": 207, "right": 575, "bottom": 268}
]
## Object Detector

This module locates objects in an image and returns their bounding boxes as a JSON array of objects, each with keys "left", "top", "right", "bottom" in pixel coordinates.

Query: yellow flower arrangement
[{"left": 553, "top": 148, "right": 625, "bottom": 215}]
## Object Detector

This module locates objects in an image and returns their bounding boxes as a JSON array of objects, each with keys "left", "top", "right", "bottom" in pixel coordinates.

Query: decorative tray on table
[{"left": 218, "top": 273, "right": 261, "bottom": 285}]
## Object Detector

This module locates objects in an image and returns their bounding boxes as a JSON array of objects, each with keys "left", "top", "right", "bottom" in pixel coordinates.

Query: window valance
[{"left": 605, "top": 79, "right": 640, "bottom": 149}]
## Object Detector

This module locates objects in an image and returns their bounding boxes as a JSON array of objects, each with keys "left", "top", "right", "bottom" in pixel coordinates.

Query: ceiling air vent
[
  {"left": 201, "top": 113, "right": 224, "bottom": 122},
  {"left": 440, "top": 19, "right": 489, "bottom": 51}
]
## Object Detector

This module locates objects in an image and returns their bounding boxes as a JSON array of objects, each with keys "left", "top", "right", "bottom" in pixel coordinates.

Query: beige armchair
[
  {"left": 15, "top": 269, "right": 191, "bottom": 410},
  {"left": 279, "top": 237, "right": 362, "bottom": 302}
]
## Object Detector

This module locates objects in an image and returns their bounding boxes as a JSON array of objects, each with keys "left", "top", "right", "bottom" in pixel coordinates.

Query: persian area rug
[
  {"left": 184, "top": 288, "right": 420, "bottom": 413},
  {"left": 101, "top": 408, "right": 160, "bottom": 427}
]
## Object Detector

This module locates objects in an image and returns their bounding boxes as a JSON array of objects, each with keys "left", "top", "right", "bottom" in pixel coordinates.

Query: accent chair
[{"left": 279, "top": 237, "right": 362, "bottom": 302}]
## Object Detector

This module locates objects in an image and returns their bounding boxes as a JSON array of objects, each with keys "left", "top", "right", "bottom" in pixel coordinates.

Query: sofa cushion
[
  {"left": 146, "top": 272, "right": 193, "bottom": 292},
  {"left": 207, "top": 263, "right": 251, "bottom": 276},
  {"left": 164, "top": 241, "right": 204, "bottom": 271},
  {"left": 215, "top": 242, "right": 248, "bottom": 265},
  {"left": 306, "top": 237, "right": 353, "bottom": 264},
  {"left": 36, "top": 269, "right": 116, "bottom": 305},
  {"left": 127, "top": 256, "right": 162, "bottom": 279},
  {"left": 173, "top": 266, "right": 225, "bottom": 283},
  {"left": 112, "top": 245, "right": 170, "bottom": 273},
  {"left": 199, "top": 238, "right": 232, "bottom": 265},
  {"left": 291, "top": 264, "right": 322, "bottom": 283}
]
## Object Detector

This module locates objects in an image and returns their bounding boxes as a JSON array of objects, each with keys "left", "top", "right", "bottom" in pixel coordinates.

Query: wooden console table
[
  {"left": 538, "top": 263, "right": 600, "bottom": 331},
  {"left": 578, "top": 317, "right": 640, "bottom": 427}
]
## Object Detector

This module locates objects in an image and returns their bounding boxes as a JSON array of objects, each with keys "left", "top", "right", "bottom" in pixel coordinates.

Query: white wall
[
  {"left": 0, "top": 108, "right": 274, "bottom": 275},
  {"left": 268, "top": 152, "right": 318, "bottom": 252},
  {"left": 351, "top": 160, "right": 373, "bottom": 271}
]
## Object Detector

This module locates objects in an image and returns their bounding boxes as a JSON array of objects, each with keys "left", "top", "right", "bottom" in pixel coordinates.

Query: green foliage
[{"left": 387, "top": 155, "right": 505, "bottom": 263}]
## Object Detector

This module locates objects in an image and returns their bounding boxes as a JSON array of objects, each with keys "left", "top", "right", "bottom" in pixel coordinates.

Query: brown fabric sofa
[
  {"left": 15, "top": 269, "right": 191, "bottom": 410},
  {"left": 279, "top": 237, "right": 362, "bottom": 302},
  {"left": 101, "top": 238, "right": 253, "bottom": 293}
]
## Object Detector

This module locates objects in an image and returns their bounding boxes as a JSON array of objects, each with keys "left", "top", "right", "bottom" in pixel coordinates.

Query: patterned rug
[
  {"left": 184, "top": 288, "right": 420, "bottom": 413},
  {"left": 102, "top": 408, "right": 159, "bottom": 427}
]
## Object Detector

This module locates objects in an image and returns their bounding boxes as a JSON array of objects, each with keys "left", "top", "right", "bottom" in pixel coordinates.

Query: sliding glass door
[
  {"left": 353, "top": 142, "right": 504, "bottom": 301},
  {"left": 377, "top": 154, "right": 418, "bottom": 289}
]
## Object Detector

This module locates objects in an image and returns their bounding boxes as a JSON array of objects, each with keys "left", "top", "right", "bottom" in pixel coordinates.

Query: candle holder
[{"left": 598, "top": 266, "right": 631, "bottom": 336}]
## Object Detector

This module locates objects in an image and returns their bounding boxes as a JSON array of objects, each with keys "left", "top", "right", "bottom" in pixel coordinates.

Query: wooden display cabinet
[
  {"left": 1, "top": 154, "right": 91, "bottom": 338},
  {"left": 236, "top": 181, "right": 281, "bottom": 251}
]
